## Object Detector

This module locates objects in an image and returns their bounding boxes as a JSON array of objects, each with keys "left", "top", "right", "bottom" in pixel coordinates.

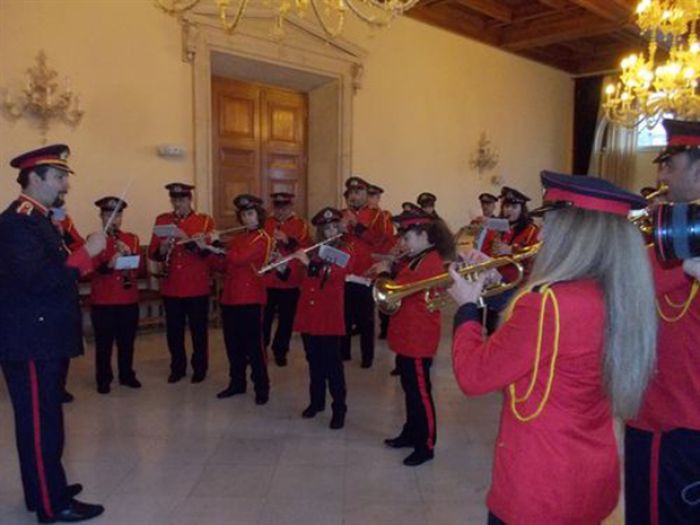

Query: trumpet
[
  {"left": 258, "top": 234, "right": 343, "bottom": 274},
  {"left": 373, "top": 242, "right": 542, "bottom": 315},
  {"left": 629, "top": 183, "right": 669, "bottom": 236}
]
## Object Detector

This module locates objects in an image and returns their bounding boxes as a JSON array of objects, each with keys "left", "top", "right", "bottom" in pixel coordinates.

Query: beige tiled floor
[{"left": 0, "top": 322, "right": 623, "bottom": 525}]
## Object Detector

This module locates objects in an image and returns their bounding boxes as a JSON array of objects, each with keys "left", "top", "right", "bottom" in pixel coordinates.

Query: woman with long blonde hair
[{"left": 449, "top": 171, "right": 657, "bottom": 525}]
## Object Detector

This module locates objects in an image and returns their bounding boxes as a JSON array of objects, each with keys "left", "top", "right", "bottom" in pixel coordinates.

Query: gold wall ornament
[
  {"left": 469, "top": 133, "right": 499, "bottom": 174},
  {"left": 2, "top": 51, "right": 84, "bottom": 143},
  {"left": 603, "top": 0, "right": 700, "bottom": 128},
  {"left": 154, "top": 0, "right": 420, "bottom": 39}
]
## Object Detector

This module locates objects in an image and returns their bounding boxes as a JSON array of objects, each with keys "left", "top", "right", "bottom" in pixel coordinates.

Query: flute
[
  {"left": 174, "top": 224, "right": 254, "bottom": 246},
  {"left": 257, "top": 234, "right": 343, "bottom": 274}
]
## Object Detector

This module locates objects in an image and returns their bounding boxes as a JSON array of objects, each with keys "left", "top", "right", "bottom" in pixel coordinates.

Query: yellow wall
[{"left": 0, "top": 0, "right": 573, "bottom": 238}]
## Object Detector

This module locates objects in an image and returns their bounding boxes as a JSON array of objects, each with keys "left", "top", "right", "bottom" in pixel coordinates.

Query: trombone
[{"left": 373, "top": 242, "right": 542, "bottom": 315}]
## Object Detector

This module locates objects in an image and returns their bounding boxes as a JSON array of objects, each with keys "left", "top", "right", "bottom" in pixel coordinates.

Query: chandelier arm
[
  {"left": 363, "top": 0, "right": 421, "bottom": 13},
  {"left": 309, "top": 0, "right": 345, "bottom": 38},
  {"left": 343, "top": 0, "right": 391, "bottom": 26},
  {"left": 219, "top": 0, "right": 249, "bottom": 33},
  {"left": 154, "top": 0, "right": 202, "bottom": 15}
]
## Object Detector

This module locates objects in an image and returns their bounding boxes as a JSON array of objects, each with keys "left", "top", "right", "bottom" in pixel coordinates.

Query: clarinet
[{"left": 110, "top": 229, "right": 133, "bottom": 289}]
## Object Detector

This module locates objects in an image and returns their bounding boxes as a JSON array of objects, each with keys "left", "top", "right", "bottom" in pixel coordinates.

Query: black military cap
[
  {"left": 311, "top": 207, "right": 342, "bottom": 226},
  {"left": 345, "top": 176, "right": 369, "bottom": 191},
  {"left": 478, "top": 193, "right": 498, "bottom": 203},
  {"left": 233, "top": 193, "right": 263, "bottom": 211},
  {"left": 417, "top": 192, "right": 437, "bottom": 207},
  {"left": 401, "top": 201, "right": 421, "bottom": 213},
  {"left": 392, "top": 208, "right": 434, "bottom": 233},
  {"left": 500, "top": 186, "right": 530, "bottom": 205},
  {"left": 367, "top": 184, "right": 384, "bottom": 195},
  {"left": 10, "top": 144, "right": 74, "bottom": 174},
  {"left": 271, "top": 192, "right": 295, "bottom": 206},
  {"left": 653, "top": 119, "right": 700, "bottom": 163},
  {"left": 165, "top": 182, "right": 194, "bottom": 198},
  {"left": 95, "top": 196, "right": 128, "bottom": 212}
]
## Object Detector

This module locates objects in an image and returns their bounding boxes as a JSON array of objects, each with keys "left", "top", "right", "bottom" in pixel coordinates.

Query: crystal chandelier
[
  {"left": 603, "top": 0, "right": 700, "bottom": 128},
  {"left": 154, "top": 0, "right": 419, "bottom": 39},
  {"left": 2, "top": 51, "right": 84, "bottom": 143}
]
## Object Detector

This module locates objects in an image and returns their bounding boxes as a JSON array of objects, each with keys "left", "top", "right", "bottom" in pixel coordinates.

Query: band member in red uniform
[
  {"left": 292, "top": 207, "right": 353, "bottom": 429},
  {"left": 626, "top": 119, "right": 700, "bottom": 525},
  {"left": 367, "top": 184, "right": 395, "bottom": 340},
  {"left": 262, "top": 192, "right": 311, "bottom": 367},
  {"left": 214, "top": 194, "right": 273, "bottom": 405},
  {"left": 470, "top": 193, "right": 498, "bottom": 227},
  {"left": 449, "top": 171, "right": 658, "bottom": 525},
  {"left": 0, "top": 144, "right": 106, "bottom": 522},
  {"left": 374, "top": 208, "right": 455, "bottom": 466},
  {"left": 481, "top": 187, "right": 540, "bottom": 334},
  {"left": 340, "top": 176, "right": 390, "bottom": 368},
  {"left": 89, "top": 197, "right": 142, "bottom": 394},
  {"left": 148, "top": 183, "right": 215, "bottom": 384}
]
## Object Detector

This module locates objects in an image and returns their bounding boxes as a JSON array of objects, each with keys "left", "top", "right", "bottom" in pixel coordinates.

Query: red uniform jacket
[
  {"left": 214, "top": 229, "right": 272, "bottom": 306},
  {"left": 483, "top": 222, "right": 540, "bottom": 283},
  {"left": 630, "top": 251, "right": 700, "bottom": 432},
  {"left": 387, "top": 249, "right": 444, "bottom": 358},
  {"left": 294, "top": 245, "right": 354, "bottom": 336},
  {"left": 452, "top": 280, "right": 619, "bottom": 525},
  {"left": 148, "top": 211, "right": 215, "bottom": 297},
  {"left": 343, "top": 206, "right": 390, "bottom": 276},
  {"left": 263, "top": 215, "right": 311, "bottom": 289},
  {"left": 89, "top": 231, "right": 141, "bottom": 305},
  {"left": 375, "top": 209, "right": 396, "bottom": 254}
]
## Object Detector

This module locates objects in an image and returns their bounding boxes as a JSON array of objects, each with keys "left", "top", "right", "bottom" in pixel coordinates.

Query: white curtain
[{"left": 588, "top": 76, "right": 638, "bottom": 190}]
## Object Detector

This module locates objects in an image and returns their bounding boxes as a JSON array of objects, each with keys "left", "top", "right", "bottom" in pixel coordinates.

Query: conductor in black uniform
[{"left": 0, "top": 145, "right": 106, "bottom": 523}]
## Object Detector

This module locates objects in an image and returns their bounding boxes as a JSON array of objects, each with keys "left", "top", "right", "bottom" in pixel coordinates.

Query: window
[{"left": 636, "top": 117, "right": 671, "bottom": 148}]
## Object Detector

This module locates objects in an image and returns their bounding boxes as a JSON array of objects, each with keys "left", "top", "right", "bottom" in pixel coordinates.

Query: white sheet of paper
[
  {"left": 319, "top": 244, "right": 350, "bottom": 268},
  {"left": 152, "top": 224, "right": 180, "bottom": 238},
  {"left": 114, "top": 255, "right": 140, "bottom": 270}
]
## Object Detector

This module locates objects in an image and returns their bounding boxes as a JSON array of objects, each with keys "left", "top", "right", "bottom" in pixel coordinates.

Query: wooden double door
[{"left": 212, "top": 76, "right": 308, "bottom": 229}]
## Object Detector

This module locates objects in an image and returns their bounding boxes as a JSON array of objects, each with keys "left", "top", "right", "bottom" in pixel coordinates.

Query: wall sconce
[
  {"left": 2, "top": 51, "right": 84, "bottom": 143},
  {"left": 469, "top": 132, "right": 499, "bottom": 174}
]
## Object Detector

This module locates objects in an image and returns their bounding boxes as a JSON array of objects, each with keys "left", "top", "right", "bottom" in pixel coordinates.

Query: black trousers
[
  {"left": 162, "top": 295, "right": 209, "bottom": 377},
  {"left": 90, "top": 304, "right": 139, "bottom": 387},
  {"left": 301, "top": 334, "right": 346, "bottom": 412},
  {"left": 379, "top": 311, "right": 390, "bottom": 337},
  {"left": 263, "top": 288, "right": 300, "bottom": 359},
  {"left": 1, "top": 359, "right": 71, "bottom": 520},
  {"left": 221, "top": 304, "right": 269, "bottom": 396},
  {"left": 625, "top": 426, "right": 700, "bottom": 525},
  {"left": 341, "top": 282, "right": 375, "bottom": 365},
  {"left": 397, "top": 355, "right": 436, "bottom": 452}
]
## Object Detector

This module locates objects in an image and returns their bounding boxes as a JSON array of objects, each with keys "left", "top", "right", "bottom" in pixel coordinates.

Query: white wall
[{"left": 0, "top": 0, "right": 573, "bottom": 238}]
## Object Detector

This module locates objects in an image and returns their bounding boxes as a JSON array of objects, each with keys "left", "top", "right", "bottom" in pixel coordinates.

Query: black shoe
[
  {"left": 274, "top": 355, "right": 288, "bottom": 367},
  {"left": 329, "top": 410, "right": 346, "bottom": 430},
  {"left": 341, "top": 355, "right": 351, "bottom": 362},
  {"left": 119, "top": 377, "right": 142, "bottom": 389},
  {"left": 191, "top": 372, "right": 206, "bottom": 384},
  {"left": 389, "top": 368, "right": 400, "bottom": 377},
  {"left": 301, "top": 405, "right": 324, "bottom": 418},
  {"left": 61, "top": 390, "right": 74, "bottom": 403},
  {"left": 384, "top": 435, "right": 414, "bottom": 449},
  {"left": 217, "top": 385, "right": 246, "bottom": 399},
  {"left": 167, "top": 373, "right": 185, "bottom": 384},
  {"left": 402, "top": 448, "right": 434, "bottom": 467},
  {"left": 28, "top": 484, "right": 83, "bottom": 512},
  {"left": 378, "top": 332, "right": 387, "bottom": 340},
  {"left": 255, "top": 393, "right": 269, "bottom": 405},
  {"left": 96, "top": 384, "right": 110, "bottom": 395},
  {"left": 38, "top": 498, "right": 104, "bottom": 523},
  {"left": 360, "top": 360, "right": 373, "bottom": 369}
]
